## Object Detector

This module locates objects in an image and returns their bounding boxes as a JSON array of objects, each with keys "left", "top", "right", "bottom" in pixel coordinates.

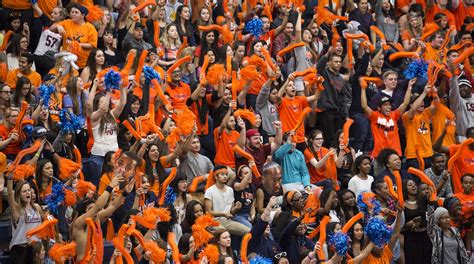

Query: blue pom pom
[
  {"left": 357, "top": 191, "right": 382, "bottom": 221},
  {"left": 403, "top": 59, "right": 428, "bottom": 80},
  {"left": 249, "top": 255, "right": 273, "bottom": 264},
  {"left": 329, "top": 232, "right": 351, "bottom": 255},
  {"left": 38, "top": 84, "right": 55, "bottom": 107},
  {"left": 364, "top": 217, "right": 392, "bottom": 247},
  {"left": 104, "top": 69, "right": 122, "bottom": 91},
  {"left": 44, "top": 183, "right": 65, "bottom": 215},
  {"left": 164, "top": 186, "right": 177, "bottom": 205},
  {"left": 143, "top": 65, "right": 161, "bottom": 84},
  {"left": 59, "top": 109, "right": 83, "bottom": 133},
  {"left": 23, "top": 124, "right": 33, "bottom": 137},
  {"left": 245, "top": 18, "right": 264, "bottom": 39}
]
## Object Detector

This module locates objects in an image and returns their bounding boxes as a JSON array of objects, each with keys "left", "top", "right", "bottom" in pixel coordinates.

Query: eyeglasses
[
  {"left": 314, "top": 137, "right": 324, "bottom": 141},
  {"left": 275, "top": 252, "right": 287, "bottom": 260}
]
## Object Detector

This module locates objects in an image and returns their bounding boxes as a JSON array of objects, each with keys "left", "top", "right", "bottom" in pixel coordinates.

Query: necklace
[{"left": 406, "top": 200, "right": 417, "bottom": 205}]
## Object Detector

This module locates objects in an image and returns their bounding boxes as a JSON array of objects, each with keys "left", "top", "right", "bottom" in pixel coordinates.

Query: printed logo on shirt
[
  {"left": 463, "top": 157, "right": 474, "bottom": 166},
  {"left": 287, "top": 104, "right": 299, "bottom": 112},
  {"left": 376, "top": 116, "right": 395, "bottom": 137},
  {"left": 417, "top": 120, "right": 429, "bottom": 135},
  {"left": 240, "top": 192, "right": 254, "bottom": 206},
  {"left": 466, "top": 102, "right": 474, "bottom": 112}
]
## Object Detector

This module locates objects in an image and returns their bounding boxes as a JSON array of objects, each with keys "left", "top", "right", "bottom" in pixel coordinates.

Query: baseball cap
[
  {"left": 32, "top": 126, "right": 50, "bottom": 139},
  {"left": 379, "top": 96, "right": 393, "bottom": 106},
  {"left": 246, "top": 129, "right": 261, "bottom": 138}
]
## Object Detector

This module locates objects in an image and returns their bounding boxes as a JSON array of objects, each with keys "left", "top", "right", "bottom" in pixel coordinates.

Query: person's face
[
  {"left": 235, "top": 45, "right": 245, "bottom": 59},
  {"left": 254, "top": 114, "right": 261, "bottom": 128},
  {"left": 342, "top": 191, "right": 356, "bottom": 207},
  {"left": 264, "top": 167, "right": 282, "bottom": 193},
  {"left": 200, "top": 8, "right": 210, "bottom": 22},
  {"left": 11, "top": 19, "right": 20, "bottom": 31},
  {"left": 139, "top": 175, "right": 149, "bottom": 192},
  {"left": 384, "top": 73, "right": 397, "bottom": 90},
  {"left": 387, "top": 154, "right": 401, "bottom": 170},
  {"left": 431, "top": 34, "right": 445, "bottom": 48},
  {"left": 253, "top": 42, "right": 263, "bottom": 56},
  {"left": 377, "top": 55, "right": 384, "bottom": 68},
  {"left": 70, "top": 8, "right": 83, "bottom": 23},
  {"left": 226, "top": 116, "right": 236, "bottom": 130},
  {"left": 76, "top": 77, "right": 84, "bottom": 90},
  {"left": 285, "top": 80, "right": 296, "bottom": 97},
  {"left": 338, "top": 132, "right": 344, "bottom": 146},
  {"left": 131, "top": 100, "right": 140, "bottom": 114},
  {"left": 418, "top": 183, "right": 429, "bottom": 198},
  {"left": 378, "top": 182, "right": 390, "bottom": 199},
  {"left": 51, "top": 7, "right": 63, "bottom": 22},
  {"left": 459, "top": 84, "right": 471, "bottom": 98},
  {"left": 148, "top": 145, "right": 159, "bottom": 162},
  {"left": 409, "top": 15, "right": 420, "bottom": 27},
  {"left": 312, "top": 133, "right": 324, "bottom": 147},
  {"left": 104, "top": 32, "right": 114, "bottom": 44},
  {"left": 268, "top": 89, "right": 278, "bottom": 104},
  {"left": 95, "top": 50, "right": 105, "bottom": 66},
  {"left": 447, "top": 52, "right": 459, "bottom": 64},
  {"left": 262, "top": 17, "right": 270, "bottom": 31},
  {"left": 42, "top": 162, "right": 54, "bottom": 178},
  {"left": 19, "top": 37, "right": 28, "bottom": 51},
  {"left": 124, "top": 131, "right": 133, "bottom": 142},
  {"left": 190, "top": 138, "right": 201, "bottom": 153},
  {"left": 449, "top": 199, "right": 462, "bottom": 216},
  {"left": 180, "top": 6, "right": 190, "bottom": 20},
  {"left": 303, "top": 29, "right": 312, "bottom": 42},
  {"left": 158, "top": 7, "right": 166, "bottom": 18},
  {"left": 462, "top": 175, "right": 473, "bottom": 194},
  {"left": 249, "top": 135, "right": 262, "bottom": 149},
  {"left": 223, "top": 89, "right": 232, "bottom": 104},
  {"left": 295, "top": 221, "right": 308, "bottom": 235},
  {"left": 207, "top": 50, "right": 216, "bottom": 64},
  {"left": 194, "top": 204, "right": 204, "bottom": 218},
  {"left": 103, "top": 10, "right": 111, "bottom": 24},
  {"left": 133, "top": 27, "right": 144, "bottom": 40},
  {"left": 1, "top": 86, "right": 11, "bottom": 101},
  {"left": 205, "top": 32, "right": 215, "bottom": 45},
  {"left": 328, "top": 56, "right": 342, "bottom": 72},
  {"left": 284, "top": 22, "right": 294, "bottom": 36},
  {"left": 115, "top": 155, "right": 137, "bottom": 180},
  {"left": 461, "top": 34, "right": 472, "bottom": 43},
  {"left": 178, "top": 180, "right": 187, "bottom": 192},
  {"left": 406, "top": 180, "right": 417, "bottom": 196},
  {"left": 21, "top": 83, "right": 31, "bottom": 96},
  {"left": 335, "top": 42, "right": 344, "bottom": 55},
  {"left": 8, "top": 110, "right": 18, "bottom": 125},
  {"left": 438, "top": 0, "right": 447, "bottom": 5},
  {"left": 382, "top": 0, "right": 391, "bottom": 10},
  {"left": 171, "top": 69, "right": 182, "bottom": 82},
  {"left": 359, "top": 0, "right": 369, "bottom": 12},
  {"left": 40, "top": 106, "right": 49, "bottom": 120},
  {"left": 366, "top": 63, "right": 373, "bottom": 76},
  {"left": 20, "top": 184, "right": 32, "bottom": 203},
  {"left": 332, "top": 192, "right": 339, "bottom": 208},
  {"left": 379, "top": 101, "right": 392, "bottom": 115},
  {"left": 438, "top": 212, "right": 451, "bottom": 229},
  {"left": 219, "top": 231, "right": 231, "bottom": 248},
  {"left": 432, "top": 155, "right": 446, "bottom": 173},
  {"left": 291, "top": 192, "right": 305, "bottom": 211},
  {"left": 18, "top": 56, "right": 30, "bottom": 72},
  {"left": 353, "top": 223, "right": 364, "bottom": 240},
  {"left": 168, "top": 25, "right": 179, "bottom": 39},
  {"left": 239, "top": 166, "right": 252, "bottom": 183},
  {"left": 215, "top": 171, "right": 229, "bottom": 184},
  {"left": 358, "top": 158, "right": 371, "bottom": 175}
]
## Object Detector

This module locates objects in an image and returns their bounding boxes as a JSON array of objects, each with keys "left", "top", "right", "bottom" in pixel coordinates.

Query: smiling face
[
  {"left": 207, "top": 50, "right": 216, "bottom": 64},
  {"left": 148, "top": 145, "right": 159, "bottom": 162},
  {"left": 342, "top": 191, "right": 356, "bottom": 207},
  {"left": 303, "top": 29, "right": 312, "bottom": 43},
  {"left": 194, "top": 203, "right": 204, "bottom": 218},
  {"left": 353, "top": 223, "right": 364, "bottom": 241},
  {"left": 290, "top": 191, "right": 305, "bottom": 211},
  {"left": 10, "top": 19, "right": 20, "bottom": 31},
  {"left": 95, "top": 50, "right": 105, "bottom": 66},
  {"left": 131, "top": 100, "right": 140, "bottom": 114},
  {"left": 431, "top": 33, "right": 445, "bottom": 49},
  {"left": 1, "top": 85, "right": 11, "bottom": 101},
  {"left": 462, "top": 175, "right": 473, "bottom": 194},
  {"left": 226, "top": 116, "right": 236, "bottom": 130},
  {"left": 387, "top": 154, "right": 401, "bottom": 170},
  {"left": 18, "top": 56, "right": 31, "bottom": 73},
  {"left": 19, "top": 37, "right": 28, "bottom": 51},
  {"left": 406, "top": 180, "right": 417, "bottom": 196}
]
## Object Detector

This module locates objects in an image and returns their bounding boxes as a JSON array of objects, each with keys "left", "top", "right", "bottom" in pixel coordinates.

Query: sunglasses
[{"left": 275, "top": 252, "right": 287, "bottom": 260}]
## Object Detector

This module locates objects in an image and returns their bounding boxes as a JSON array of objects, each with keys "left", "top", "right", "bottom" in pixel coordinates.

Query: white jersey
[{"left": 34, "top": 29, "right": 62, "bottom": 56}]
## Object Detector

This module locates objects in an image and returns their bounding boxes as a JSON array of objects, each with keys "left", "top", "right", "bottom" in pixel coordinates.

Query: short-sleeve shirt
[
  {"left": 303, "top": 147, "right": 329, "bottom": 184},
  {"left": 204, "top": 185, "right": 234, "bottom": 219},
  {"left": 5, "top": 69, "right": 42, "bottom": 88},
  {"left": 57, "top": 20, "right": 98, "bottom": 68},
  {"left": 214, "top": 128, "right": 240, "bottom": 167},
  {"left": 402, "top": 109, "right": 433, "bottom": 159},
  {"left": 449, "top": 144, "right": 474, "bottom": 193},
  {"left": 166, "top": 82, "right": 191, "bottom": 110},
  {"left": 369, "top": 110, "right": 402, "bottom": 157},
  {"left": 278, "top": 96, "right": 309, "bottom": 143}
]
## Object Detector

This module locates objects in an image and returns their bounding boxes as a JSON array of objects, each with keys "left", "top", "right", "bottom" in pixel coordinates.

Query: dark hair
[
  {"left": 35, "top": 159, "right": 54, "bottom": 195},
  {"left": 461, "top": 173, "right": 473, "bottom": 183},
  {"left": 7, "top": 33, "right": 27, "bottom": 56},
  {"left": 101, "top": 151, "right": 115, "bottom": 175},
  {"left": 466, "top": 127, "right": 474, "bottom": 138},
  {"left": 248, "top": 40, "right": 266, "bottom": 56},
  {"left": 174, "top": 5, "right": 193, "bottom": 42},
  {"left": 408, "top": 3, "right": 424, "bottom": 18},
  {"left": 66, "top": 76, "right": 87, "bottom": 117},
  {"left": 144, "top": 143, "right": 166, "bottom": 186},
  {"left": 85, "top": 48, "right": 106, "bottom": 81},
  {"left": 328, "top": 52, "right": 342, "bottom": 62},
  {"left": 12, "top": 77, "right": 33, "bottom": 106},
  {"left": 182, "top": 200, "right": 204, "bottom": 228},
  {"left": 307, "top": 129, "right": 324, "bottom": 160},
  {"left": 178, "top": 233, "right": 193, "bottom": 254},
  {"left": 338, "top": 189, "right": 358, "bottom": 221},
  {"left": 122, "top": 151, "right": 142, "bottom": 168},
  {"left": 332, "top": 129, "right": 344, "bottom": 149},
  {"left": 376, "top": 148, "right": 399, "bottom": 170},
  {"left": 354, "top": 155, "right": 371, "bottom": 174},
  {"left": 75, "top": 196, "right": 96, "bottom": 216},
  {"left": 19, "top": 52, "right": 34, "bottom": 65}
]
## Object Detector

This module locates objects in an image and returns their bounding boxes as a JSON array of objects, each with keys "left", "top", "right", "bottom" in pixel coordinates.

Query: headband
[
  {"left": 287, "top": 191, "right": 301, "bottom": 203},
  {"left": 214, "top": 168, "right": 228, "bottom": 175}
]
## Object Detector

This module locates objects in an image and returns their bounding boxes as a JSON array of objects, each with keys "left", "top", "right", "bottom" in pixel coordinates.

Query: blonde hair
[{"left": 161, "top": 24, "right": 181, "bottom": 50}]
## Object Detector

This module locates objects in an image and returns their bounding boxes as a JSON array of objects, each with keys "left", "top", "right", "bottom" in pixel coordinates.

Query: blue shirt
[{"left": 272, "top": 143, "right": 310, "bottom": 187}]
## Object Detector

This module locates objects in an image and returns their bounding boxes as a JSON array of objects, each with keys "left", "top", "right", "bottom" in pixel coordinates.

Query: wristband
[{"left": 105, "top": 186, "right": 113, "bottom": 193}]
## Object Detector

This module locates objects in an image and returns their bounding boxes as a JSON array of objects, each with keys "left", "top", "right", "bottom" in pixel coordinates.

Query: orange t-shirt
[
  {"left": 0, "top": 125, "right": 21, "bottom": 155},
  {"left": 214, "top": 128, "right": 240, "bottom": 167},
  {"left": 397, "top": 0, "right": 426, "bottom": 11},
  {"left": 37, "top": 0, "right": 57, "bottom": 19},
  {"left": 449, "top": 144, "right": 474, "bottom": 193},
  {"left": 402, "top": 109, "right": 433, "bottom": 159},
  {"left": 2, "top": 0, "right": 31, "bottom": 9},
  {"left": 166, "top": 82, "right": 191, "bottom": 110},
  {"left": 362, "top": 246, "right": 393, "bottom": 264},
  {"left": 453, "top": 4, "right": 474, "bottom": 31},
  {"left": 453, "top": 192, "right": 474, "bottom": 219},
  {"left": 57, "top": 19, "right": 98, "bottom": 68},
  {"left": 431, "top": 109, "right": 456, "bottom": 148},
  {"left": 5, "top": 69, "right": 42, "bottom": 88},
  {"left": 426, "top": 5, "right": 456, "bottom": 26},
  {"left": 98, "top": 172, "right": 113, "bottom": 195},
  {"left": 278, "top": 96, "right": 309, "bottom": 143},
  {"left": 304, "top": 147, "right": 329, "bottom": 184},
  {"left": 369, "top": 110, "right": 402, "bottom": 157}
]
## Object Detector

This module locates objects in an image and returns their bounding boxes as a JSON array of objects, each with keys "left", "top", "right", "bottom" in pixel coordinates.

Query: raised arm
[
  {"left": 294, "top": 8, "right": 302, "bottom": 43},
  {"left": 397, "top": 79, "right": 414, "bottom": 114},
  {"left": 270, "top": 121, "right": 283, "bottom": 153},
  {"left": 361, "top": 85, "right": 373, "bottom": 116},
  {"left": 433, "top": 127, "right": 450, "bottom": 153},
  {"left": 111, "top": 85, "right": 128, "bottom": 118},
  {"left": 98, "top": 178, "right": 135, "bottom": 223},
  {"left": 7, "top": 176, "right": 21, "bottom": 223},
  {"left": 405, "top": 82, "right": 427, "bottom": 120},
  {"left": 86, "top": 78, "right": 98, "bottom": 117},
  {"left": 236, "top": 117, "right": 246, "bottom": 148},
  {"left": 274, "top": 8, "right": 290, "bottom": 37}
]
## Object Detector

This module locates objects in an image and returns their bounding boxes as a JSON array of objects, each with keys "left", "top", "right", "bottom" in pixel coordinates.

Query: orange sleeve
[
  {"left": 304, "top": 148, "right": 314, "bottom": 162},
  {"left": 30, "top": 72, "right": 42, "bottom": 88},
  {"left": 98, "top": 173, "right": 111, "bottom": 195},
  {"left": 5, "top": 70, "right": 16, "bottom": 88},
  {"left": 401, "top": 30, "right": 411, "bottom": 41}
]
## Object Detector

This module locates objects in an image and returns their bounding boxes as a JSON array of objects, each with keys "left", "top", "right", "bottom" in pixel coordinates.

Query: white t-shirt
[
  {"left": 204, "top": 185, "right": 234, "bottom": 219},
  {"left": 34, "top": 29, "right": 62, "bottom": 56},
  {"left": 348, "top": 175, "right": 374, "bottom": 198}
]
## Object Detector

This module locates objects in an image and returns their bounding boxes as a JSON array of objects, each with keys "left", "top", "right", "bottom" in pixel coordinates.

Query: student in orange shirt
[
  {"left": 165, "top": 67, "right": 191, "bottom": 110},
  {"left": 454, "top": 174, "right": 474, "bottom": 231},
  {"left": 304, "top": 129, "right": 336, "bottom": 184},
  {"left": 420, "top": 30, "right": 448, "bottom": 64},
  {"left": 426, "top": 0, "right": 456, "bottom": 26},
  {"left": 277, "top": 73, "right": 320, "bottom": 151},
  {"left": 213, "top": 102, "right": 246, "bottom": 173},
  {"left": 402, "top": 85, "right": 438, "bottom": 170},
  {"left": 0, "top": 108, "right": 20, "bottom": 159},
  {"left": 361, "top": 73, "right": 414, "bottom": 158},
  {"left": 5, "top": 52, "right": 42, "bottom": 88}
]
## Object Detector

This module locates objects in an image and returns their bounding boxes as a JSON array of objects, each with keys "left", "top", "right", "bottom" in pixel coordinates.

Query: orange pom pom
[
  {"left": 49, "top": 242, "right": 76, "bottom": 264},
  {"left": 206, "top": 64, "right": 226, "bottom": 85},
  {"left": 86, "top": 5, "right": 104, "bottom": 22},
  {"left": 75, "top": 180, "right": 96, "bottom": 198},
  {"left": 176, "top": 107, "right": 197, "bottom": 135},
  {"left": 132, "top": 207, "right": 171, "bottom": 229},
  {"left": 246, "top": 55, "right": 266, "bottom": 71},
  {"left": 189, "top": 175, "right": 206, "bottom": 193},
  {"left": 195, "top": 213, "right": 220, "bottom": 228},
  {"left": 58, "top": 157, "right": 81, "bottom": 181},
  {"left": 192, "top": 224, "right": 214, "bottom": 248},
  {"left": 64, "top": 188, "right": 77, "bottom": 207},
  {"left": 200, "top": 244, "right": 220, "bottom": 264},
  {"left": 26, "top": 218, "right": 58, "bottom": 239},
  {"left": 234, "top": 109, "right": 257, "bottom": 125},
  {"left": 12, "top": 163, "right": 35, "bottom": 181},
  {"left": 144, "top": 240, "right": 167, "bottom": 263},
  {"left": 240, "top": 65, "right": 260, "bottom": 82}
]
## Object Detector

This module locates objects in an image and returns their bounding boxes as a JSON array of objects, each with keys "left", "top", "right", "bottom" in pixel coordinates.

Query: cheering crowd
[{"left": 0, "top": 0, "right": 473, "bottom": 263}]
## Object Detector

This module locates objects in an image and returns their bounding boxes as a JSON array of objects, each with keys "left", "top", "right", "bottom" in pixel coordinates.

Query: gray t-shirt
[
  {"left": 179, "top": 152, "right": 214, "bottom": 187},
  {"left": 443, "top": 233, "right": 459, "bottom": 264},
  {"left": 424, "top": 168, "right": 453, "bottom": 198}
]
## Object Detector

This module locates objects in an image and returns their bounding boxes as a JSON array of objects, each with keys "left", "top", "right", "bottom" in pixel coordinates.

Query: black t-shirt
[{"left": 234, "top": 182, "right": 256, "bottom": 215}]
